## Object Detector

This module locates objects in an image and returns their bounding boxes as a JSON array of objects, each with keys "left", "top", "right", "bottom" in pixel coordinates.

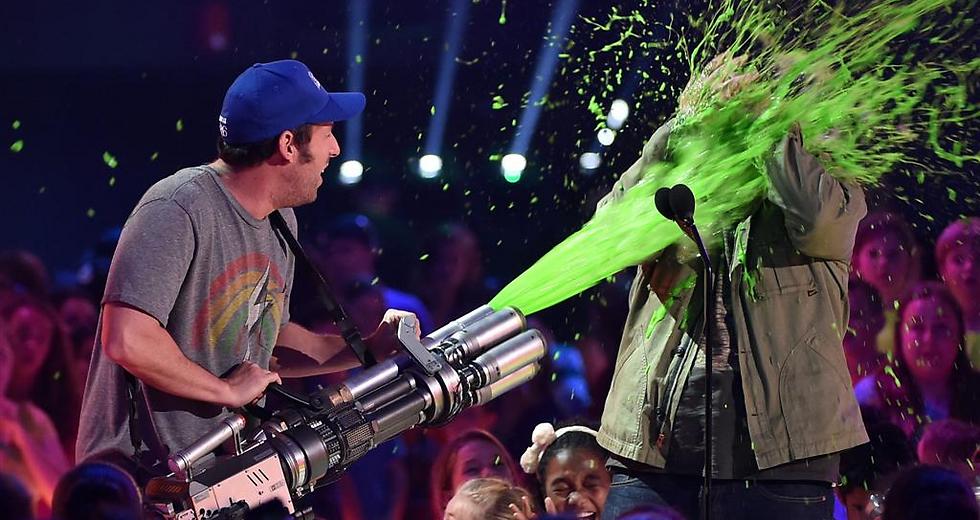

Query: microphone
[
  {"left": 656, "top": 184, "right": 699, "bottom": 243},
  {"left": 655, "top": 187, "right": 676, "bottom": 221},
  {"left": 668, "top": 184, "right": 696, "bottom": 223}
]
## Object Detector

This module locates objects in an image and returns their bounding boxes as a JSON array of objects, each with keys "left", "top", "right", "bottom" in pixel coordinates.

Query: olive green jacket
[{"left": 597, "top": 121, "right": 869, "bottom": 470}]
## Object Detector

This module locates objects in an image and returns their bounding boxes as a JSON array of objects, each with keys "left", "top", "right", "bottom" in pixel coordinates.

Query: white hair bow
[{"left": 519, "top": 422, "right": 598, "bottom": 474}]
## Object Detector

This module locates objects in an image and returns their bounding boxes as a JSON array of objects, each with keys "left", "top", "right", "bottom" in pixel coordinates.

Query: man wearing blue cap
[{"left": 76, "top": 60, "right": 414, "bottom": 481}]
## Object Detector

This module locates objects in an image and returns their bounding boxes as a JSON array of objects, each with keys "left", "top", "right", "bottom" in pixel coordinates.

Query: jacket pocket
[
  {"left": 753, "top": 264, "right": 817, "bottom": 301},
  {"left": 778, "top": 327, "right": 853, "bottom": 447}
]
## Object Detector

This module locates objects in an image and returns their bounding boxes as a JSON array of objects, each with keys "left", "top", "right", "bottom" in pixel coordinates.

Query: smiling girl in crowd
[
  {"left": 520, "top": 422, "right": 611, "bottom": 519},
  {"left": 855, "top": 282, "right": 980, "bottom": 438}
]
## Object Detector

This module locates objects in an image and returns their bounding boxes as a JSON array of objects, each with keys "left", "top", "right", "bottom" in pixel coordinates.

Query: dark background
[{"left": 1, "top": 0, "right": 976, "bottom": 302}]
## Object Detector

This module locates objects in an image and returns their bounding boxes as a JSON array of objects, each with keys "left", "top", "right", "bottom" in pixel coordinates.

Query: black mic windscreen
[
  {"left": 655, "top": 187, "right": 676, "bottom": 221},
  {"left": 669, "top": 184, "right": 696, "bottom": 221}
]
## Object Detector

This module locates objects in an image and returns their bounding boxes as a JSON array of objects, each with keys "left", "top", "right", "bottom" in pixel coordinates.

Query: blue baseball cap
[{"left": 219, "top": 60, "right": 366, "bottom": 145}]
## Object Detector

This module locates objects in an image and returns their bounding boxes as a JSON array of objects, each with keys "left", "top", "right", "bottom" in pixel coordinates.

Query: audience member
[
  {"left": 51, "top": 461, "right": 142, "bottom": 520},
  {"left": 917, "top": 418, "right": 980, "bottom": 482},
  {"left": 852, "top": 212, "right": 922, "bottom": 354},
  {"left": 414, "top": 223, "right": 496, "bottom": 326},
  {"left": 936, "top": 217, "right": 980, "bottom": 369},
  {"left": 311, "top": 214, "right": 433, "bottom": 332},
  {"left": 0, "top": 472, "right": 35, "bottom": 520},
  {"left": 0, "top": 311, "right": 70, "bottom": 514},
  {"left": 445, "top": 477, "right": 536, "bottom": 520},
  {"left": 836, "top": 407, "right": 916, "bottom": 520},
  {"left": 0, "top": 294, "right": 81, "bottom": 457},
  {"left": 51, "top": 289, "right": 98, "bottom": 397},
  {"left": 521, "top": 423, "right": 611, "bottom": 519},
  {"left": 430, "top": 429, "right": 523, "bottom": 519},
  {"left": 0, "top": 250, "right": 51, "bottom": 299},
  {"left": 548, "top": 344, "right": 594, "bottom": 420},
  {"left": 882, "top": 465, "right": 978, "bottom": 520},
  {"left": 855, "top": 282, "right": 980, "bottom": 438},
  {"left": 339, "top": 277, "right": 392, "bottom": 338}
]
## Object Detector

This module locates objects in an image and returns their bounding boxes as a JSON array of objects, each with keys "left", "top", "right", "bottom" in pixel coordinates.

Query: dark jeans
[{"left": 602, "top": 470, "right": 834, "bottom": 520}]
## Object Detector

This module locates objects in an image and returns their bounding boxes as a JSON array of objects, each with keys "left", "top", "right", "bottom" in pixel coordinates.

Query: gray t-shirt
[{"left": 76, "top": 165, "right": 296, "bottom": 472}]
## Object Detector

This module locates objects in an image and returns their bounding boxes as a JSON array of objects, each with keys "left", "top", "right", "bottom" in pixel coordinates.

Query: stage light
[
  {"left": 344, "top": 0, "right": 369, "bottom": 166},
  {"left": 597, "top": 128, "right": 616, "bottom": 146},
  {"left": 508, "top": 0, "right": 580, "bottom": 159},
  {"left": 423, "top": 0, "right": 470, "bottom": 166},
  {"left": 501, "top": 153, "right": 526, "bottom": 182},
  {"left": 579, "top": 152, "right": 601, "bottom": 171},
  {"left": 607, "top": 99, "right": 630, "bottom": 130},
  {"left": 419, "top": 154, "right": 443, "bottom": 179},
  {"left": 339, "top": 160, "right": 363, "bottom": 185}
]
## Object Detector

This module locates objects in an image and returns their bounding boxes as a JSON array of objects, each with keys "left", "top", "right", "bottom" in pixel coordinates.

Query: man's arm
[
  {"left": 272, "top": 309, "right": 420, "bottom": 378},
  {"left": 102, "top": 303, "right": 280, "bottom": 408},
  {"left": 765, "top": 124, "right": 868, "bottom": 261},
  {"left": 271, "top": 322, "right": 359, "bottom": 378}
]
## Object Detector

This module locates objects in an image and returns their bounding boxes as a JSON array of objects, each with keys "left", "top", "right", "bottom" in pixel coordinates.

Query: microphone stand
[
  {"left": 676, "top": 217, "right": 714, "bottom": 520},
  {"left": 657, "top": 185, "right": 714, "bottom": 520}
]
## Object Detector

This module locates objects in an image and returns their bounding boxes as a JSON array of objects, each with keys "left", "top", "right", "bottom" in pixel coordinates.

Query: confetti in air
[
  {"left": 491, "top": 0, "right": 978, "bottom": 315},
  {"left": 102, "top": 151, "right": 119, "bottom": 169}
]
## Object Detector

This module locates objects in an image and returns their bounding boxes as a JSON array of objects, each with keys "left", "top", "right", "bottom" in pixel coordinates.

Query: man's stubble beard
[{"left": 275, "top": 148, "right": 321, "bottom": 208}]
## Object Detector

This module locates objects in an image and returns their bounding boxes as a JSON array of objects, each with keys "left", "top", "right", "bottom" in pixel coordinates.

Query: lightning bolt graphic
[{"left": 242, "top": 263, "right": 272, "bottom": 361}]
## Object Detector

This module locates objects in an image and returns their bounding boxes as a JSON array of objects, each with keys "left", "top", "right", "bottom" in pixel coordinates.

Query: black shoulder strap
[
  {"left": 269, "top": 210, "right": 376, "bottom": 367},
  {"left": 123, "top": 370, "right": 170, "bottom": 473}
]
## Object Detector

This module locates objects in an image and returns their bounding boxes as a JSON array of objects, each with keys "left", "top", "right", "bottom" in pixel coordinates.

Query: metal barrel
[
  {"left": 471, "top": 329, "right": 546, "bottom": 385},
  {"left": 424, "top": 305, "right": 495, "bottom": 345},
  {"left": 473, "top": 364, "right": 540, "bottom": 405},
  {"left": 168, "top": 414, "right": 247, "bottom": 474}
]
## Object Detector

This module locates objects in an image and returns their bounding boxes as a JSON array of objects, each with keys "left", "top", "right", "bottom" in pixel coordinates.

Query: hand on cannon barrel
[{"left": 364, "top": 308, "right": 420, "bottom": 361}]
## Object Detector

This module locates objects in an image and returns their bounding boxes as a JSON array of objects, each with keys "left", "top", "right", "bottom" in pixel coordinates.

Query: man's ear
[{"left": 277, "top": 130, "right": 297, "bottom": 162}]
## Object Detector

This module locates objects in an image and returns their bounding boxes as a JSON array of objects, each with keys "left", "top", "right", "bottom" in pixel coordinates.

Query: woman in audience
[
  {"left": 936, "top": 217, "right": 980, "bottom": 370},
  {"left": 855, "top": 282, "right": 980, "bottom": 438},
  {"left": 520, "top": 422, "right": 611, "bottom": 519},
  {"left": 0, "top": 314, "right": 70, "bottom": 515},
  {"left": 1, "top": 294, "right": 81, "bottom": 458},
  {"left": 430, "top": 429, "right": 523, "bottom": 519},
  {"left": 852, "top": 212, "right": 922, "bottom": 355},
  {"left": 444, "top": 477, "right": 536, "bottom": 520}
]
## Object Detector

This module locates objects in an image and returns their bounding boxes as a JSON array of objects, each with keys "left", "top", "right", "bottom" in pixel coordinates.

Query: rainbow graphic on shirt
[{"left": 192, "top": 252, "right": 286, "bottom": 359}]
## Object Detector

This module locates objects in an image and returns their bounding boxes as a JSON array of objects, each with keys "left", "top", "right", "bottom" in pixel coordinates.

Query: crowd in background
[{"left": 0, "top": 208, "right": 978, "bottom": 520}]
